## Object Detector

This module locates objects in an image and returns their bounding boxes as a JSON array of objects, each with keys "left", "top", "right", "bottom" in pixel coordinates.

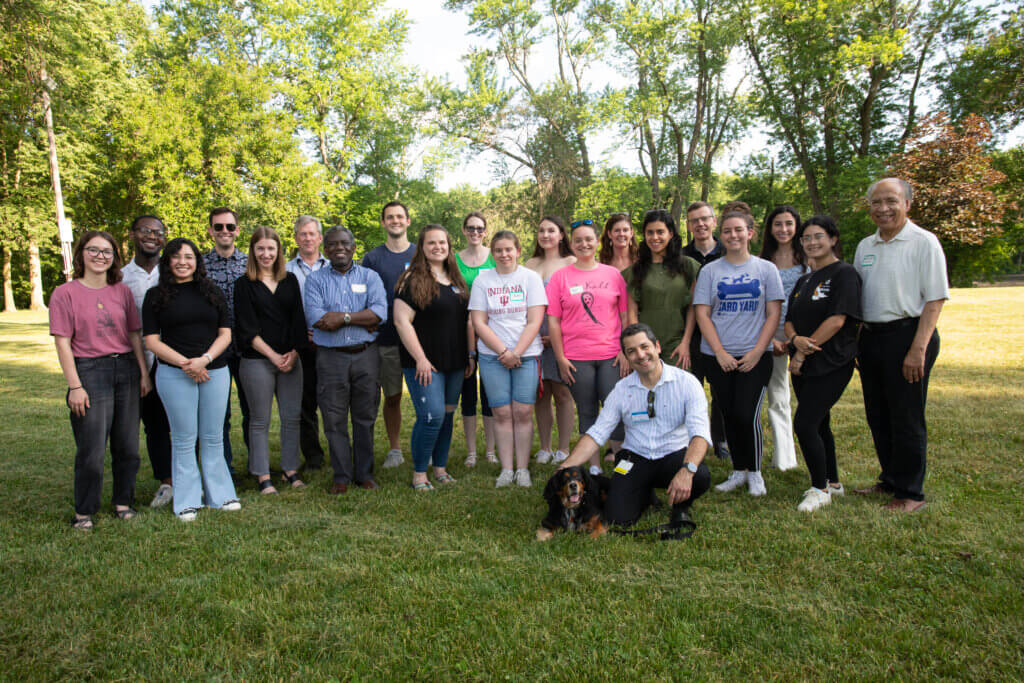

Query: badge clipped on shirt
[
  {"left": 510, "top": 292, "right": 525, "bottom": 302},
  {"left": 351, "top": 283, "right": 367, "bottom": 293},
  {"left": 630, "top": 409, "right": 651, "bottom": 424},
  {"left": 860, "top": 254, "right": 876, "bottom": 267},
  {"left": 569, "top": 285, "right": 584, "bottom": 295},
  {"left": 613, "top": 459, "right": 634, "bottom": 475}
]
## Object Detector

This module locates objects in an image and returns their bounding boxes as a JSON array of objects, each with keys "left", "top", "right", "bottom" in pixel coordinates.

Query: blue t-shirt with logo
[
  {"left": 362, "top": 243, "right": 417, "bottom": 346},
  {"left": 693, "top": 256, "right": 785, "bottom": 356}
]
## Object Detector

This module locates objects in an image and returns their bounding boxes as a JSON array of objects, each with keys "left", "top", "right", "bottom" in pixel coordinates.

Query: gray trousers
[
  {"left": 567, "top": 357, "right": 625, "bottom": 442},
  {"left": 238, "top": 356, "right": 303, "bottom": 476},
  {"left": 316, "top": 344, "right": 381, "bottom": 484}
]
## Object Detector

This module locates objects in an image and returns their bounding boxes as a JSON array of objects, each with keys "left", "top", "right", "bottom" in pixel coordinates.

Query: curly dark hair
[
  {"left": 150, "top": 237, "right": 225, "bottom": 314},
  {"left": 630, "top": 209, "right": 689, "bottom": 310},
  {"left": 759, "top": 205, "right": 805, "bottom": 266}
]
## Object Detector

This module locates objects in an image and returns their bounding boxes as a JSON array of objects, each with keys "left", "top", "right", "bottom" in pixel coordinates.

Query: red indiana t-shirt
[{"left": 49, "top": 280, "right": 140, "bottom": 357}]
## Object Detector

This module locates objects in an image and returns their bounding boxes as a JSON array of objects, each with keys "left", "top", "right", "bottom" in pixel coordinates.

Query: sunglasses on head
[
  {"left": 570, "top": 219, "right": 594, "bottom": 229},
  {"left": 212, "top": 223, "right": 237, "bottom": 233}
]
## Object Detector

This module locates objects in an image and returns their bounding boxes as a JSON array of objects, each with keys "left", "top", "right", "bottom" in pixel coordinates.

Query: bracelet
[
  {"left": 69, "top": 386, "right": 82, "bottom": 391},
  {"left": 498, "top": 348, "right": 509, "bottom": 358}
]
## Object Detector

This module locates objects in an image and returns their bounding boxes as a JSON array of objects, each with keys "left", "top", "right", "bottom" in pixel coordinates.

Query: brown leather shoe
[
  {"left": 884, "top": 497, "right": 926, "bottom": 513},
  {"left": 853, "top": 483, "right": 890, "bottom": 495},
  {"left": 358, "top": 479, "right": 380, "bottom": 490},
  {"left": 329, "top": 482, "right": 348, "bottom": 495}
]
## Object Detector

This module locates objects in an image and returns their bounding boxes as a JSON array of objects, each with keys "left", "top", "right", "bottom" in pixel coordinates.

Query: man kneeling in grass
[{"left": 557, "top": 323, "right": 712, "bottom": 537}]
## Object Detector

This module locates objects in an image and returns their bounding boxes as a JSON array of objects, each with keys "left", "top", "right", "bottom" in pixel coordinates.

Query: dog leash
[{"left": 610, "top": 518, "right": 697, "bottom": 541}]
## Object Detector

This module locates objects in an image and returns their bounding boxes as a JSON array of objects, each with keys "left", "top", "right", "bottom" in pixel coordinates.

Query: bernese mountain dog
[{"left": 536, "top": 466, "right": 610, "bottom": 541}]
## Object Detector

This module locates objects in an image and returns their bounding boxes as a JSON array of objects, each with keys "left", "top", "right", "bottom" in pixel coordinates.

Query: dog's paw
[{"left": 536, "top": 528, "right": 554, "bottom": 542}]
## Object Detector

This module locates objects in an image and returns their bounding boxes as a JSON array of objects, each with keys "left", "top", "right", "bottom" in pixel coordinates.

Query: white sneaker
[
  {"left": 177, "top": 507, "right": 198, "bottom": 522},
  {"left": 495, "top": 470, "right": 515, "bottom": 488},
  {"left": 552, "top": 450, "right": 569, "bottom": 464},
  {"left": 747, "top": 471, "right": 767, "bottom": 496},
  {"left": 485, "top": 451, "right": 499, "bottom": 464},
  {"left": 382, "top": 449, "right": 404, "bottom": 468},
  {"left": 150, "top": 483, "right": 173, "bottom": 508},
  {"left": 715, "top": 470, "right": 748, "bottom": 492},
  {"left": 589, "top": 465, "right": 603, "bottom": 476},
  {"left": 828, "top": 483, "right": 845, "bottom": 496},
  {"left": 797, "top": 487, "right": 832, "bottom": 512},
  {"left": 535, "top": 449, "right": 552, "bottom": 464},
  {"left": 222, "top": 500, "right": 241, "bottom": 511},
  {"left": 465, "top": 453, "right": 478, "bottom": 468},
  {"left": 515, "top": 469, "right": 532, "bottom": 487}
]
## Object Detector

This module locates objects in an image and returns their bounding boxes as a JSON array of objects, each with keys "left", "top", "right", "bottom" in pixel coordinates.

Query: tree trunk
[
  {"left": 2, "top": 246, "right": 16, "bottom": 312},
  {"left": 28, "top": 239, "right": 45, "bottom": 310}
]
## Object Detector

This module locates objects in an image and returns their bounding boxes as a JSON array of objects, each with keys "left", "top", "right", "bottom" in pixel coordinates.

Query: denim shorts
[{"left": 477, "top": 353, "right": 539, "bottom": 407}]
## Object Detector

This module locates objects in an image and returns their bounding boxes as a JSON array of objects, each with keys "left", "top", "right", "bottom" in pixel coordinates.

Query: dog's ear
[
  {"left": 580, "top": 467, "right": 594, "bottom": 494},
  {"left": 543, "top": 470, "right": 562, "bottom": 500}
]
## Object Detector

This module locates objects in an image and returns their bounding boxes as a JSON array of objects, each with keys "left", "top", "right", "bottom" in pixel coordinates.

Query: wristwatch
[
  {"left": 683, "top": 462, "right": 698, "bottom": 474},
  {"left": 343, "top": 312, "right": 351, "bottom": 325}
]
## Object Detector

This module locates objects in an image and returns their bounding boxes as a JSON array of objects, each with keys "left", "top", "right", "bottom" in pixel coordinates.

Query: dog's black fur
[{"left": 537, "top": 466, "right": 610, "bottom": 540}]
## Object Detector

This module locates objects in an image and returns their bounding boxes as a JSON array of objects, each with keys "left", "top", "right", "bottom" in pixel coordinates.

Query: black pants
[
  {"left": 298, "top": 346, "right": 326, "bottom": 467},
  {"left": 792, "top": 363, "right": 855, "bottom": 490},
  {"left": 702, "top": 352, "right": 773, "bottom": 472},
  {"left": 70, "top": 356, "right": 141, "bottom": 515},
  {"left": 141, "top": 363, "right": 172, "bottom": 481},
  {"left": 317, "top": 344, "right": 381, "bottom": 485},
  {"left": 224, "top": 355, "right": 251, "bottom": 469},
  {"left": 689, "top": 341, "right": 727, "bottom": 448},
  {"left": 605, "top": 448, "right": 711, "bottom": 526},
  {"left": 857, "top": 322, "right": 939, "bottom": 501},
  {"left": 460, "top": 366, "right": 492, "bottom": 417}
]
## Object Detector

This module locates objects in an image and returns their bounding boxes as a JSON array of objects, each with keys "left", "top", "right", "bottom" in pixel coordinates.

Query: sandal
[
  {"left": 435, "top": 472, "right": 457, "bottom": 485},
  {"left": 411, "top": 480, "right": 435, "bottom": 492},
  {"left": 465, "top": 453, "right": 478, "bottom": 468},
  {"left": 71, "top": 515, "right": 93, "bottom": 530},
  {"left": 258, "top": 478, "right": 279, "bottom": 495},
  {"left": 281, "top": 471, "right": 306, "bottom": 489},
  {"left": 114, "top": 507, "right": 137, "bottom": 521}
]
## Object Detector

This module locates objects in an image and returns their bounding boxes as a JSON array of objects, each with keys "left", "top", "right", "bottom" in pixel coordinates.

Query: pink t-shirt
[
  {"left": 546, "top": 264, "right": 628, "bottom": 360},
  {"left": 49, "top": 280, "right": 140, "bottom": 357}
]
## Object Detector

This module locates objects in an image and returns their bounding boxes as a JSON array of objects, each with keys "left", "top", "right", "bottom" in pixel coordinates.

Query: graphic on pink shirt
[
  {"left": 96, "top": 299, "right": 117, "bottom": 338},
  {"left": 580, "top": 291, "right": 601, "bottom": 325}
]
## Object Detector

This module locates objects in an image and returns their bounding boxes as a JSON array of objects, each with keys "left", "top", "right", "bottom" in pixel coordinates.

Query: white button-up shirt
[
  {"left": 121, "top": 260, "right": 160, "bottom": 369},
  {"left": 587, "top": 364, "right": 711, "bottom": 459}
]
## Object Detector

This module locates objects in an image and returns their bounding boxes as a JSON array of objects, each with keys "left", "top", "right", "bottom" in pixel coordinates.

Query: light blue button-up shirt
[
  {"left": 286, "top": 253, "right": 329, "bottom": 298},
  {"left": 587, "top": 364, "right": 711, "bottom": 459},
  {"left": 303, "top": 264, "right": 387, "bottom": 347}
]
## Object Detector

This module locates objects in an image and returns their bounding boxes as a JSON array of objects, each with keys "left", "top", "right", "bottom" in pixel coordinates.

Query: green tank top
[{"left": 457, "top": 252, "right": 496, "bottom": 291}]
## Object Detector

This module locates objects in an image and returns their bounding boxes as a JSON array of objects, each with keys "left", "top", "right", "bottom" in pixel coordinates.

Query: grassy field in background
[{"left": 1, "top": 287, "right": 1023, "bottom": 679}]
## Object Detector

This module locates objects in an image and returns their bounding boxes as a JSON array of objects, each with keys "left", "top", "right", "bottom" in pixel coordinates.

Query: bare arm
[
  {"left": 558, "top": 434, "right": 602, "bottom": 470},
  {"left": 547, "top": 314, "right": 575, "bottom": 384},
  {"left": 695, "top": 303, "right": 736, "bottom": 372},
  {"left": 394, "top": 299, "right": 436, "bottom": 385},
  {"left": 54, "top": 336, "right": 88, "bottom": 416},
  {"left": 738, "top": 300, "right": 781, "bottom": 372},
  {"left": 904, "top": 299, "right": 943, "bottom": 382},
  {"left": 128, "top": 330, "right": 151, "bottom": 397}
]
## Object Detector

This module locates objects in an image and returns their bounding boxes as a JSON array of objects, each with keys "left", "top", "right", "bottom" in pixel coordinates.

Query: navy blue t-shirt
[{"left": 362, "top": 243, "right": 416, "bottom": 346}]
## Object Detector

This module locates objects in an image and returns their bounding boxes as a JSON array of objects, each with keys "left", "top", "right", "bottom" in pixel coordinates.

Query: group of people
[{"left": 52, "top": 177, "right": 948, "bottom": 531}]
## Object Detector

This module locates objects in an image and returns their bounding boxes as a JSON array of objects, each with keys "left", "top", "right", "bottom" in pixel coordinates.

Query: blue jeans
[
  {"left": 156, "top": 364, "right": 237, "bottom": 514},
  {"left": 403, "top": 368, "right": 464, "bottom": 472},
  {"left": 477, "top": 354, "right": 539, "bottom": 407}
]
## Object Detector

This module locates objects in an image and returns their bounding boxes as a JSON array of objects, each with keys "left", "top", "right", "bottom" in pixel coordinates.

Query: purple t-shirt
[{"left": 49, "top": 280, "right": 140, "bottom": 357}]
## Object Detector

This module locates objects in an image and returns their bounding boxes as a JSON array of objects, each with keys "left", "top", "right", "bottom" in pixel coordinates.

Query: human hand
[
  {"left": 667, "top": 468, "right": 694, "bottom": 505},
  {"left": 715, "top": 349, "right": 738, "bottom": 372},
  {"left": 794, "top": 336, "right": 821, "bottom": 355},
  {"left": 670, "top": 343, "right": 691, "bottom": 370},
  {"left": 557, "top": 357, "right": 576, "bottom": 385},
  {"left": 772, "top": 339, "right": 788, "bottom": 356},
  {"left": 416, "top": 358, "right": 437, "bottom": 385},
  {"left": 140, "top": 372, "right": 152, "bottom": 398},
  {"left": 67, "top": 387, "right": 90, "bottom": 417},
  {"left": 903, "top": 347, "right": 926, "bottom": 383}
]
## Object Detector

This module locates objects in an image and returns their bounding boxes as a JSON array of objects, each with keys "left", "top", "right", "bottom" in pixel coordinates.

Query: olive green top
[{"left": 622, "top": 257, "right": 701, "bottom": 360}]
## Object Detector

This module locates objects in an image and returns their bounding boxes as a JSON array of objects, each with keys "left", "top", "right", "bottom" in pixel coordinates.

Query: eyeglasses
[
  {"left": 570, "top": 219, "right": 594, "bottom": 229},
  {"left": 212, "top": 223, "right": 237, "bottom": 233},
  {"left": 800, "top": 233, "right": 829, "bottom": 243},
  {"left": 688, "top": 213, "right": 715, "bottom": 224},
  {"left": 464, "top": 225, "right": 486, "bottom": 233},
  {"left": 647, "top": 390, "right": 656, "bottom": 418},
  {"left": 134, "top": 227, "right": 165, "bottom": 238},
  {"left": 84, "top": 246, "right": 114, "bottom": 258}
]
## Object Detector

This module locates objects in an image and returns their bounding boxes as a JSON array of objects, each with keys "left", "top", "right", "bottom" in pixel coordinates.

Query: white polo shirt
[
  {"left": 854, "top": 220, "right": 949, "bottom": 324},
  {"left": 586, "top": 364, "right": 711, "bottom": 459}
]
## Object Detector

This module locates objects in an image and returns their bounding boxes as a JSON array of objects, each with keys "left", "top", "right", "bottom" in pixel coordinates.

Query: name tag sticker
[
  {"left": 613, "top": 460, "right": 634, "bottom": 475},
  {"left": 569, "top": 285, "right": 584, "bottom": 295},
  {"left": 860, "top": 254, "right": 876, "bottom": 267},
  {"left": 630, "top": 410, "right": 650, "bottom": 424},
  {"left": 351, "top": 283, "right": 367, "bottom": 293},
  {"left": 510, "top": 292, "right": 525, "bottom": 302}
]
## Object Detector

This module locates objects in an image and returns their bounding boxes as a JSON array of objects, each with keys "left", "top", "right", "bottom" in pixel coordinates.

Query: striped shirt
[
  {"left": 303, "top": 264, "right": 387, "bottom": 347},
  {"left": 587, "top": 364, "right": 711, "bottom": 459},
  {"left": 286, "top": 253, "right": 329, "bottom": 298}
]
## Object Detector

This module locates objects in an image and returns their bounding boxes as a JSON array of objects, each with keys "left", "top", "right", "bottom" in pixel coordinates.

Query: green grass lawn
[{"left": 1, "top": 288, "right": 1023, "bottom": 679}]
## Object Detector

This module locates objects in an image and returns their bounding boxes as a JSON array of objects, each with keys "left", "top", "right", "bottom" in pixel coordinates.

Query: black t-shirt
[
  {"left": 233, "top": 273, "right": 308, "bottom": 359},
  {"left": 395, "top": 282, "right": 469, "bottom": 372},
  {"left": 785, "top": 261, "right": 862, "bottom": 376},
  {"left": 142, "top": 281, "right": 230, "bottom": 369}
]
